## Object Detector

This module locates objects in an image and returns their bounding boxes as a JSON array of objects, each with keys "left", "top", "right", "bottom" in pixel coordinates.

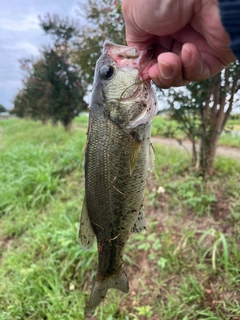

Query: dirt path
[{"left": 151, "top": 136, "right": 240, "bottom": 162}]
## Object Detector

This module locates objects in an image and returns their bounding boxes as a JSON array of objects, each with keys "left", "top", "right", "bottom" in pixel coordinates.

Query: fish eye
[{"left": 99, "top": 65, "right": 115, "bottom": 79}]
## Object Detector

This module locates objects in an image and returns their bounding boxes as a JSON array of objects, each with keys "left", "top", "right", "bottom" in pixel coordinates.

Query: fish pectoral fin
[
  {"left": 130, "top": 135, "right": 142, "bottom": 175},
  {"left": 131, "top": 206, "right": 146, "bottom": 233},
  {"left": 148, "top": 142, "right": 155, "bottom": 172},
  {"left": 86, "top": 270, "right": 129, "bottom": 311},
  {"left": 78, "top": 196, "right": 95, "bottom": 249}
]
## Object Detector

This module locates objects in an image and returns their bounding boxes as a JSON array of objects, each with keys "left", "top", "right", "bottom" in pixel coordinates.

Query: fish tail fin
[{"left": 86, "top": 270, "right": 129, "bottom": 312}]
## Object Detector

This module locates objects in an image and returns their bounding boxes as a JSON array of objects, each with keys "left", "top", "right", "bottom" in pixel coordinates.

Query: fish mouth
[{"left": 103, "top": 41, "right": 153, "bottom": 76}]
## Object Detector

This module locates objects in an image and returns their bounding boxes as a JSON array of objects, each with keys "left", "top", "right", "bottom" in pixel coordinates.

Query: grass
[
  {"left": 0, "top": 118, "right": 239, "bottom": 320},
  {"left": 219, "top": 132, "right": 240, "bottom": 148},
  {"left": 74, "top": 114, "right": 89, "bottom": 128},
  {"left": 151, "top": 117, "right": 184, "bottom": 139}
]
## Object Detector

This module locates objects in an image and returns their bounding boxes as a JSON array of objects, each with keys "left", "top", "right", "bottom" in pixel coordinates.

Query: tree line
[
  {"left": 12, "top": 15, "right": 87, "bottom": 130},
  {"left": 11, "top": 0, "right": 240, "bottom": 175}
]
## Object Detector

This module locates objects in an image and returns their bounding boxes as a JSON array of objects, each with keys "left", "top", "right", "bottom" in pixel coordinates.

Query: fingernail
[{"left": 159, "top": 61, "right": 173, "bottom": 79}]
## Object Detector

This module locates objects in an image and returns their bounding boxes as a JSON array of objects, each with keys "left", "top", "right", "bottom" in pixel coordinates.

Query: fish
[{"left": 78, "top": 41, "right": 158, "bottom": 312}]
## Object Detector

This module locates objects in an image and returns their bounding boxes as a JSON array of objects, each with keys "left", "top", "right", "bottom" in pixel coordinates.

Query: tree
[
  {"left": 0, "top": 104, "right": 6, "bottom": 113},
  {"left": 73, "top": 0, "right": 125, "bottom": 84},
  {"left": 12, "top": 15, "right": 87, "bottom": 130},
  {"left": 12, "top": 89, "right": 30, "bottom": 118},
  {"left": 163, "top": 61, "right": 240, "bottom": 176},
  {"left": 13, "top": 58, "right": 51, "bottom": 123}
]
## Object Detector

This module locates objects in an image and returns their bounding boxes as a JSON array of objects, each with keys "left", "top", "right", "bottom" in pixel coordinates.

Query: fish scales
[
  {"left": 79, "top": 41, "right": 158, "bottom": 312},
  {"left": 86, "top": 109, "right": 150, "bottom": 270}
]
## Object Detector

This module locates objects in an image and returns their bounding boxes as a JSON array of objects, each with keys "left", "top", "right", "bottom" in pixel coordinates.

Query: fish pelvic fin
[
  {"left": 78, "top": 196, "right": 95, "bottom": 249},
  {"left": 130, "top": 134, "right": 142, "bottom": 175},
  {"left": 86, "top": 270, "right": 129, "bottom": 312},
  {"left": 148, "top": 142, "right": 155, "bottom": 172}
]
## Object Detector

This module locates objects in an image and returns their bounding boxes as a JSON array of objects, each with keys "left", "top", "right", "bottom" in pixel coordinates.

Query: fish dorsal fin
[
  {"left": 130, "top": 134, "right": 142, "bottom": 175},
  {"left": 131, "top": 206, "right": 146, "bottom": 233},
  {"left": 78, "top": 196, "right": 95, "bottom": 249},
  {"left": 148, "top": 143, "right": 155, "bottom": 172}
]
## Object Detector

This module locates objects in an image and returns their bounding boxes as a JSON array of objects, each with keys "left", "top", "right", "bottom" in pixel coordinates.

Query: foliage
[
  {"left": 12, "top": 15, "right": 87, "bottom": 129},
  {"left": 0, "top": 104, "right": 6, "bottom": 112},
  {"left": 0, "top": 118, "right": 239, "bottom": 319},
  {"left": 160, "top": 61, "right": 240, "bottom": 176},
  {"left": 151, "top": 116, "right": 184, "bottom": 139},
  {"left": 73, "top": 0, "right": 125, "bottom": 84}
]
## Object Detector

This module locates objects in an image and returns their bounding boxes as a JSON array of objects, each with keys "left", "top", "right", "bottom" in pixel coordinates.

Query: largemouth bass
[{"left": 79, "top": 41, "right": 158, "bottom": 311}]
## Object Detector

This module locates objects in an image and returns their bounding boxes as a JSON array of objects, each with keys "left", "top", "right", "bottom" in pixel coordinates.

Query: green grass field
[{"left": 0, "top": 118, "right": 239, "bottom": 320}]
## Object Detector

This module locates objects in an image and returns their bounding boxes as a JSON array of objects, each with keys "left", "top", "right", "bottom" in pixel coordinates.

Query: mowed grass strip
[{"left": 0, "top": 118, "right": 239, "bottom": 320}]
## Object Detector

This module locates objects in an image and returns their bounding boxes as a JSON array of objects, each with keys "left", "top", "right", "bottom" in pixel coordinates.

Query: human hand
[{"left": 122, "top": 0, "right": 237, "bottom": 88}]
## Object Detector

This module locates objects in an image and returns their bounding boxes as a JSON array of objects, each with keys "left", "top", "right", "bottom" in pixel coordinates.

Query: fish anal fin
[
  {"left": 107, "top": 269, "right": 129, "bottom": 293},
  {"left": 86, "top": 269, "right": 129, "bottom": 312},
  {"left": 78, "top": 196, "right": 95, "bottom": 250},
  {"left": 131, "top": 206, "right": 146, "bottom": 233}
]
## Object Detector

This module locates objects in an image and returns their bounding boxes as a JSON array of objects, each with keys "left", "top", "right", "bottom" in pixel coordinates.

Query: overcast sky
[{"left": 0, "top": 0, "right": 84, "bottom": 110}]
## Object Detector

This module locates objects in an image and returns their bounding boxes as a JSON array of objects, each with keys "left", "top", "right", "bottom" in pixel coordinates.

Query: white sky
[{"left": 0, "top": 0, "right": 82, "bottom": 109}]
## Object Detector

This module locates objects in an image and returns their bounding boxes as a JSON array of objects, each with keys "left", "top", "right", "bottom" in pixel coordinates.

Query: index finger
[{"left": 122, "top": 0, "right": 157, "bottom": 49}]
